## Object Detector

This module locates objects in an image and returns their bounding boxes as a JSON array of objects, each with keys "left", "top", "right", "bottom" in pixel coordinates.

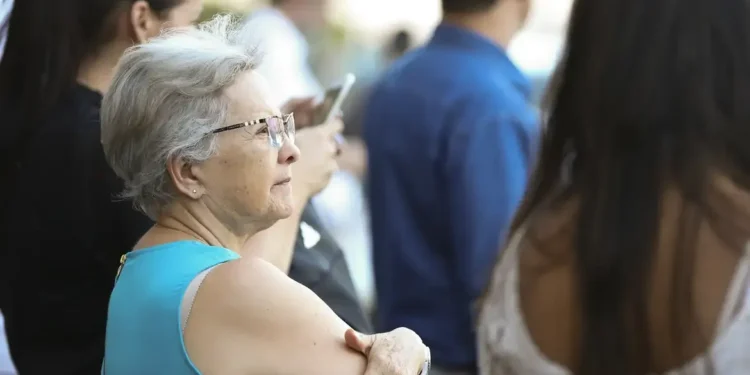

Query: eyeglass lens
[{"left": 267, "top": 115, "right": 295, "bottom": 148}]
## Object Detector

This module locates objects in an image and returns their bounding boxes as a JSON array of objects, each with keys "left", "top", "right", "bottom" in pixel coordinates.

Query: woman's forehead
[{"left": 224, "top": 71, "right": 279, "bottom": 123}]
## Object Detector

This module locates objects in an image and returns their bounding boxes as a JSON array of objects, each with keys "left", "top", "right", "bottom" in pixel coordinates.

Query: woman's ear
[
  {"left": 166, "top": 156, "right": 204, "bottom": 200},
  {"left": 128, "top": 0, "right": 162, "bottom": 44}
]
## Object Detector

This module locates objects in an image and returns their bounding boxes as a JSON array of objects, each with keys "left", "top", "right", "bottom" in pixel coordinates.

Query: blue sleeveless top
[{"left": 103, "top": 241, "right": 240, "bottom": 375}]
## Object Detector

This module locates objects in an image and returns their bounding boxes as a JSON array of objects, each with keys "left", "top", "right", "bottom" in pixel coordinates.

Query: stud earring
[{"left": 192, "top": 189, "right": 197, "bottom": 194}]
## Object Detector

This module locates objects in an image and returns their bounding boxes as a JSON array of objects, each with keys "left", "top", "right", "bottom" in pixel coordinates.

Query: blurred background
[{"left": 203, "top": 0, "right": 572, "bottom": 104}]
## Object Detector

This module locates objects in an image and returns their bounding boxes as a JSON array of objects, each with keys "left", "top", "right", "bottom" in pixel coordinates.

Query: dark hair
[
  {"left": 0, "top": 0, "right": 181, "bottom": 155},
  {"left": 502, "top": 0, "right": 750, "bottom": 374},
  {"left": 387, "top": 29, "right": 412, "bottom": 58},
  {"left": 441, "top": 0, "right": 499, "bottom": 14},
  {"left": 0, "top": 0, "right": 184, "bottom": 231}
]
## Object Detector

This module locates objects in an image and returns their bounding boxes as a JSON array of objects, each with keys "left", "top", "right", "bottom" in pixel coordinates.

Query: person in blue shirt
[{"left": 363, "top": 0, "right": 538, "bottom": 373}]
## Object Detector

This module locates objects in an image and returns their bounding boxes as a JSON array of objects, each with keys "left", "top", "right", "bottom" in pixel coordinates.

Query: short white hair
[{"left": 101, "top": 15, "right": 261, "bottom": 220}]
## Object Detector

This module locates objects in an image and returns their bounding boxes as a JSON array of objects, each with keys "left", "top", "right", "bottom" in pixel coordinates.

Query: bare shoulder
[
  {"left": 209, "top": 254, "right": 291, "bottom": 293},
  {"left": 202, "top": 256, "right": 322, "bottom": 326},
  {"left": 188, "top": 256, "right": 366, "bottom": 375}
]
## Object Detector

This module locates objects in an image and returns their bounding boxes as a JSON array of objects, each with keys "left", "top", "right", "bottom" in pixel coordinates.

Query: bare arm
[{"left": 186, "top": 257, "right": 367, "bottom": 375}]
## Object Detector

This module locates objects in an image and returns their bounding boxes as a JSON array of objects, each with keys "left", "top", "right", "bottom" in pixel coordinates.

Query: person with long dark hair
[
  {"left": 0, "top": 2, "right": 202, "bottom": 373},
  {"left": 478, "top": 0, "right": 750, "bottom": 374}
]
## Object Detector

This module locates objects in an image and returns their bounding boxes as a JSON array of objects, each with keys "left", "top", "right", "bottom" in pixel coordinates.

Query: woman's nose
[{"left": 278, "top": 140, "right": 300, "bottom": 164}]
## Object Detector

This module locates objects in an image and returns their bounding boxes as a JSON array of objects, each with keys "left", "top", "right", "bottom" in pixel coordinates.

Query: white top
[
  {"left": 478, "top": 229, "right": 750, "bottom": 375},
  {"left": 243, "top": 7, "right": 322, "bottom": 107},
  {"left": 1, "top": 4, "right": 20, "bottom": 373},
  {"left": 0, "top": 0, "right": 14, "bottom": 62},
  {"left": 0, "top": 313, "right": 17, "bottom": 375}
]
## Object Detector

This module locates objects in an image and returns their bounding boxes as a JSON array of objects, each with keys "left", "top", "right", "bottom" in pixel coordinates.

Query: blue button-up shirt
[{"left": 363, "top": 24, "right": 539, "bottom": 369}]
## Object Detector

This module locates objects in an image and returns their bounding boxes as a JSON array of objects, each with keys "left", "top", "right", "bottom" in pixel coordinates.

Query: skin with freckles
[{"left": 193, "top": 71, "right": 296, "bottom": 234}]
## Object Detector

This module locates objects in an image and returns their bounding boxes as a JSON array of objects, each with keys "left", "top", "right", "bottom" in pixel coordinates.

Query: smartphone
[{"left": 313, "top": 73, "right": 357, "bottom": 125}]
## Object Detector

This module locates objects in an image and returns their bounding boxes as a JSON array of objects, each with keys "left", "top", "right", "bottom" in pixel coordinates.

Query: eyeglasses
[{"left": 212, "top": 113, "right": 295, "bottom": 148}]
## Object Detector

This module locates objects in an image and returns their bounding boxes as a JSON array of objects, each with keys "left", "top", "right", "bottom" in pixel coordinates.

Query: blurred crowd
[{"left": 1, "top": 0, "right": 749, "bottom": 374}]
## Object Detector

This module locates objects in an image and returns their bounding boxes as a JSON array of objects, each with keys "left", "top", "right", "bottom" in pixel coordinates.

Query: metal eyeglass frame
[{"left": 211, "top": 113, "right": 295, "bottom": 148}]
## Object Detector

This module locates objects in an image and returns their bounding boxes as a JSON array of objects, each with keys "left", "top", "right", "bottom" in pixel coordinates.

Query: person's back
[
  {"left": 364, "top": 0, "right": 537, "bottom": 371},
  {"left": 480, "top": 188, "right": 750, "bottom": 374},
  {"left": 478, "top": 0, "right": 750, "bottom": 373},
  {"left": 1, "top": 84, "right": 145, "bottom": 374}
]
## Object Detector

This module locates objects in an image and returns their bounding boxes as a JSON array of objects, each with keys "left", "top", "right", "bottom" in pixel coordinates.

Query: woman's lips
[{"left": 274, "top": 177, "right": 291, "bottom": 185}]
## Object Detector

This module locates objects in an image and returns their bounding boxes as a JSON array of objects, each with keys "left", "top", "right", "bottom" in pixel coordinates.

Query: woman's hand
[
  {"left": 291, "top": 119, "right": 344, "bottom": 198},
  {"left": 281, "top": 97, "right": 317, "bottom": 128},
  {"left": 337, "top": 136, "right": 368, "bottom": 178},
  {"left": 345, "top": 328, "right": 428, "bottom": 375},
  {"left": 282, "top": 96, "right": 344, "bottom": 199}
]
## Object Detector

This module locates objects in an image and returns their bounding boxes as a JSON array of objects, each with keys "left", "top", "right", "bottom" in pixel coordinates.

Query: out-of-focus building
[{"left": 204, "top": 0, "right": 571, "bottom": 97}]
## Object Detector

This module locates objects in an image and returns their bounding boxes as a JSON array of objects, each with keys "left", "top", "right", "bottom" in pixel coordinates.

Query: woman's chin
[
  {"left": 268, "top": 199, "right": 294, "bottom": 220},
  {"left": 276, "top": 204, "right": 294, "bottom": 219}
]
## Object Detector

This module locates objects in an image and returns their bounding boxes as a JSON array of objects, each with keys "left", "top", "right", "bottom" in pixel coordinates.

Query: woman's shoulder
[
  {"left": 185, "top": 256, "right": 366, "bottom": 374},
  {"left": 200, "top": 255, "right": 320, "bottom": 320},
  {"left": 206, "top": 255, "right": 285, "bottom": 291},
  {"left": 196, "top": 253, "right": 350, "bottom": 336},
  {"left": 42, "top": 83, "right": 103, "bottom": 132}
]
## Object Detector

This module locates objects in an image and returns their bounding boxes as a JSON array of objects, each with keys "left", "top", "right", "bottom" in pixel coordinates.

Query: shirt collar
[{"left": 429, "top": 23, "right": 531, "bottom": 97}]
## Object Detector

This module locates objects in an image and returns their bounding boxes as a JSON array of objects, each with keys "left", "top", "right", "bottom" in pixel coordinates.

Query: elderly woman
[{"left": 100, "top": 15, "right": 429, "bottom": 375}]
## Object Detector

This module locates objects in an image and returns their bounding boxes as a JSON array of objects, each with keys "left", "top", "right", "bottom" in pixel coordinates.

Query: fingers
[
  {"left": 296, "top": 119, "right": 343, "bottom": 139},
  {"left": 344, "top": 328, "right": 376, "bottom": 356},
  {"left": 282, "top": 97, "right": 317, "bottom": 129},
  {"left": 294, "top": 124, "right": 341, "bottom": 160},
  {"left": 316, "top": 119, "right": 344, "bottom": 156},
  {"left": 337, "top": 140, "right": 367, "bottom": 177},
  {"left": 320, "top": 118, "right": 344, "bottom": 135},
  {"left": 347, "top": 327, "right": 427, "bottom": 375},
  {"left": 281, "top": 96, "right": 316, "bottom": 113},
  {"left": 320, "top": 126, "right": 341, "bottom": 158},
  {"left": 319, "top": 128, "right": 340, "bottom": 181},
  {"left": 326, "top": 144, "right": 340, "bottom": 177},
  {"left": 390, "top": 328, "right": 426, "bottom": 373}
]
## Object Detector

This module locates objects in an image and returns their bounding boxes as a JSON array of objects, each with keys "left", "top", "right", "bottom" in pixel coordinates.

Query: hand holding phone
[{"left": 313, "top": 73, "right": 357, "bottom": 126}]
